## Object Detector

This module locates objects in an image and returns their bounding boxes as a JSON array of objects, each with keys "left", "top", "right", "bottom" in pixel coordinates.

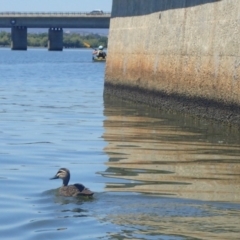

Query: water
[{"left": 0, "top": 48, "right": 240, "bottom": 240}]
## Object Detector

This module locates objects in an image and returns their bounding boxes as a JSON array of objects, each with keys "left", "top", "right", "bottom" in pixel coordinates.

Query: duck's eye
[{"left": 57, "top": 170, "right": 65, "bottom": 175}]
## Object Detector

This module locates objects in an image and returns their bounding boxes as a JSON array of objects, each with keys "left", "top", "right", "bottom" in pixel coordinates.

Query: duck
[{"left": 50, "top": 168, "right": 94, "bottom": 197}]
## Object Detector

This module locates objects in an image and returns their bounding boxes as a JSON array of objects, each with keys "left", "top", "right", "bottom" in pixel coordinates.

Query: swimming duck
[{"left": 50, "top": 168, "right": 94, "bottom": 197}]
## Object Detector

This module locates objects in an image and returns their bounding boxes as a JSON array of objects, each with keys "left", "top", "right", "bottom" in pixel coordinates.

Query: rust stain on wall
[{"left": 106, "top": 51, "right": 240, "bottom": 105}]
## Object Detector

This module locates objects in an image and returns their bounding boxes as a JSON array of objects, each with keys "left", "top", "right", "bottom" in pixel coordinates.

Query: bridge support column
[
  {"left": 48, "top": 28, "right": 63, "bottom": 51},
  {"left": 11, "top": 26, "right": 27, "bottom": 50}
]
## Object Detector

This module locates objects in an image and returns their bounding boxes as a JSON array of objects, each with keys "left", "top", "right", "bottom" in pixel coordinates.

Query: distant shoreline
[{"left": 0, "top": 28, "right": 109, "bottom": 36}]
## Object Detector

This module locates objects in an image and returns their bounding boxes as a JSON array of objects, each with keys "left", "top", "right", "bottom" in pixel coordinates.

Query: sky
[{"left": 0, "top": 0, "right": 112, "bottom": 12}]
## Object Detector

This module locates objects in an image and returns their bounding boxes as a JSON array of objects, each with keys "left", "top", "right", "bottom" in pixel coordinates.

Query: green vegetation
[
  {"left": 0, "top": 31, "right": 108, "bottom": 48},
  {"left": 0, "top": 32, "right": 11, "bottom": 46},
  {"left": 27, "top": 33, "right": 48, "bottom": 47},
  {"left": 63, "top": 33, "right": 107, "bottom": 48}
]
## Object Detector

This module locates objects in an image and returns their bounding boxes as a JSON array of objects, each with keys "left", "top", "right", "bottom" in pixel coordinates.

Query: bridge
[{"left": 0, "top": 12, "right": 111, "bottom": 50}]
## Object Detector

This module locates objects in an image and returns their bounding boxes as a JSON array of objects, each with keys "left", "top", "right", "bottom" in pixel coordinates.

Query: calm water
[{"left": 0, "top": 48, "right": 240, "bottom": 240}]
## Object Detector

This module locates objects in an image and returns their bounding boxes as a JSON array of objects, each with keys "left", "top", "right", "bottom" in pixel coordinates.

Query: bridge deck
[
  {"left": 0, "top": 12, "right": 111, "bottom": 17},
  {"left": 0, "top": 12, "right": 111, "bottom": 28}
]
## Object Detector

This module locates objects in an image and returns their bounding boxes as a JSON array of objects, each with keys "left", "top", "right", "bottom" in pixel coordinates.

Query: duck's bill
[{"left": 50, "top": 175, "right": 59, "bottom": 180}]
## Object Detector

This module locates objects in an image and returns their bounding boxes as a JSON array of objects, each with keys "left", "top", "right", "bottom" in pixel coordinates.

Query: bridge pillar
[
  {"left": 48, "top": 28, "right": 63, "bottom": 51},
  {"left": 11, "top": 26, "right": 27, "bottom": 50}
]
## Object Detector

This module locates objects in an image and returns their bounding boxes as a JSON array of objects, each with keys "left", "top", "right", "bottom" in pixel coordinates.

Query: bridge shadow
[{"left": 111, "top": 0, "right": 222, "bottom": 17}]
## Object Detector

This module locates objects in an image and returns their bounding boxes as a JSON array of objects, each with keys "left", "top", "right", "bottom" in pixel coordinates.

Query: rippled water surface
[{"left": 0, "top": 48, "right": 240, "bottom": 240}]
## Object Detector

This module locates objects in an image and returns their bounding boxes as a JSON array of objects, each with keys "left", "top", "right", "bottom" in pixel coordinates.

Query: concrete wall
[{"left": 105, "top": 0, "right": 240, "bottom": 125}]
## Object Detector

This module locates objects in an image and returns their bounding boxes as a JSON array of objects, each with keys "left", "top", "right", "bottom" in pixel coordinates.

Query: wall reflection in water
[
  {"left": 98, "top": 95, "right": 240, "bottom": 239},
  {"left": 102, "top": 95, "right": 240, "bottom": 203}
]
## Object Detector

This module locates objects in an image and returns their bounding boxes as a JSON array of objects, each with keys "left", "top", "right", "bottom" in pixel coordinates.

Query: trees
[
  {"left": 63, "top": 33, "right": 108, "bottom": 49},
  {"left": 0, "top": 31, "right": 108, "bottom": 48},
  {"left": 0, "top": 32, "right": 11, "bottom": 46},
  {"left": 27, "top": 33, "right": 48, "bottom": 47}
]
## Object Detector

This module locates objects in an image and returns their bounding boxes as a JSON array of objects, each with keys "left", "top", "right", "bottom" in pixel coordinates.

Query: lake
[{"left": 0, "top": 48, "right": 240, "bottom": 240}]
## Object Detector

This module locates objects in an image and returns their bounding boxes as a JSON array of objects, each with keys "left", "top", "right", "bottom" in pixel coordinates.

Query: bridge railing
[{"left": 0, "top": 12, "right": 111, "bottom": 16}]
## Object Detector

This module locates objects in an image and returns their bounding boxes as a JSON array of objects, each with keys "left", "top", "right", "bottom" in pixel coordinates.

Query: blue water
[{"left": 0, "top": 48, "right": 240, "bottom": 240}]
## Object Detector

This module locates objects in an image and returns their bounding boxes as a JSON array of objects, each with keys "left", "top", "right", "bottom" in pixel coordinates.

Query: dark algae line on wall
[{"left": 104, "top": 83, "right": 240, "bottom": 127}]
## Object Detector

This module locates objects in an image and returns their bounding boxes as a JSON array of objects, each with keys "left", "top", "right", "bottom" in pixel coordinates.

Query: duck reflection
[
  {"left": 42, "top": 188, "right": 94, "bottom": 219},
  {"left": 54, "top": 196, "right": 93, "bottom": 219}
]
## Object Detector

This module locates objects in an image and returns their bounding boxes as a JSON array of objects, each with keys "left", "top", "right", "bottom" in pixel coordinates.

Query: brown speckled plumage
[{"left": 50, "top": 168, "right": 94, "bottom": 197}]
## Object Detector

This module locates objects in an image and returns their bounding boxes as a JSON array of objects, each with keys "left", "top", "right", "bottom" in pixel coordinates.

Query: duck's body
[
  {"left": 59, "top": 183, "right": 93, "bottom": 197},
  {"left": 50, "top": 168, "right": 94, "bottom": 197}
]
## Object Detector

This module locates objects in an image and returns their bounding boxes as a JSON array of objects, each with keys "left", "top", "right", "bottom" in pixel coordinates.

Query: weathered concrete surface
[{"left": 105, "top": 0, "right": 240, "bottom": 126}]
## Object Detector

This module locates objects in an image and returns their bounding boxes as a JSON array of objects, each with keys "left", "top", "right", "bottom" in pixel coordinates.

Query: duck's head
[{"left": 50, "top": 168, "right": 70, "bottom": 186}]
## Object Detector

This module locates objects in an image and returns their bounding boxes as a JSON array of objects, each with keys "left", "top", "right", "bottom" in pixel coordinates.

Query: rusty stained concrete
[
  {"left": 105, "top": 0, "right": 240, "bottom": 125},
  {"left": 106, "top": 54, "right": 240, "bottom": 104}
]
